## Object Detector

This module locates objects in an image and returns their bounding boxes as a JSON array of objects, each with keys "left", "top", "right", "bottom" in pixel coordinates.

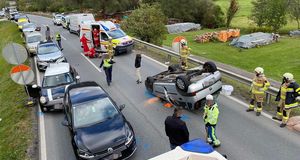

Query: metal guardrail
[{"left": 133, "top": 38, "right": 279, "bottom": 104}]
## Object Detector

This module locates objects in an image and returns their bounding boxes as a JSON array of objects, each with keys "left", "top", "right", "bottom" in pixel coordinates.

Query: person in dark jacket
[
  {"left": 45, "top": 26, "right": 51, "bottom": 41},
  {"left": 135, "top": 53, "right": 142, "bottom": 84},
  {"left": 165, "top": 107, "right": 189, "bottom": 150}
]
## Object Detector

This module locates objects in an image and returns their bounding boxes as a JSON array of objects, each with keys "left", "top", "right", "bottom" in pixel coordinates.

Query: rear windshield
[
  {"left": 38, "top": 44, "right": 60, "bottom": 55},
  {"left": 43, "top": 72, "right": 74, "bottom": 87},
  {"left": 27, "top": 35, "right": 41, "bottom": 43}
]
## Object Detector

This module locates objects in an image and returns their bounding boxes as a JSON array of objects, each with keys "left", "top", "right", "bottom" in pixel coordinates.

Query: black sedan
[{"left": 62, "top": 81, "right": 136, "bottom": 160}]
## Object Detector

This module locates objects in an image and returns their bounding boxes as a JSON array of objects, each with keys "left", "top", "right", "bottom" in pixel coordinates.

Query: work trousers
[
  {"left": 205, "top": 124, "right": 220, "bottom": 146},
  {"left": 57, "top": 40, "right": 62, "bottom": 49},
  {"left": 104, "top": 66, "right": 112, "bottom": 86},
  {"left": 249, "top": 93, "right": 264, "bottom": 112},
  {"left": 136, "top": 67, "right": 141, "bottom": 82}
]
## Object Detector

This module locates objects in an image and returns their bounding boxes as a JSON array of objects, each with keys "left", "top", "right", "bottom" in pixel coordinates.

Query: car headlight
[
  {"left": 77, "top": 148, "right": 95, "bottom": 159},
  {"left": 40, "top": 96, "right": 47, "bottom": 104},
  {"left": 125, "top": 125, "right": 134, "bottom": 146}
]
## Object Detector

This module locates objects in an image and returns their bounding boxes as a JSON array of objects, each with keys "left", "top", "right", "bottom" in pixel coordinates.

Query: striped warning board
[{"left": 10, "top": 64, "right": 34, "bottom": 85}]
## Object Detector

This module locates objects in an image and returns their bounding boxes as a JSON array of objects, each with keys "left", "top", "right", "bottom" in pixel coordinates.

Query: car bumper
[
  {"left": 80, "top": 140, "right": 137, "bottom": 160},
  {"left": 37, "top": 61, "right": 48, "bottom": 71},
  {"left": 40, "top": 98, "right": 64, "bottom": 110},
  {"left": 115, "top": 43, "right": 134, "bottom": 55}
]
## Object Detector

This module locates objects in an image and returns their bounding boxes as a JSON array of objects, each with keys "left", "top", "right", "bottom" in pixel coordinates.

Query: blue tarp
[{"left": 180, "top": 139, "right": 214, "bottom": 154}]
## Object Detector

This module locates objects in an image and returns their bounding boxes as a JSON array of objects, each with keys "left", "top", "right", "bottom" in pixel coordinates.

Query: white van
[
  {"left": 79, "top": 21, "right": 134, "bottom": 55},
  {"left": 69, "top": 13, "right": 95, "bottom": 35}
]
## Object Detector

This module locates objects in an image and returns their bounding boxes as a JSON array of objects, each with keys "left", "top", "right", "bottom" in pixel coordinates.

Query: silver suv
[
  {"left": 24, "top": 31, "right": 42, "bottom": 56},
  {"left": 145, "top": 62, "right": 222, "bottom": 110},
  {"left": 38, "top": 63, "right": 80, "bottom": 112}
]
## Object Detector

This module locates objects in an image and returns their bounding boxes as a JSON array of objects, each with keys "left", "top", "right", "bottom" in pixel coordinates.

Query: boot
[
  {"left": 272, "top": 116, "right": 282, "bottom": 121},
  {"left": 246, "top": 108, "right": 254, "bottom": 112},
  {"left": 280, "top": 123, "right": 286, "bottom": 128},
  {"left": 256, "top": 112, "right": 261, "bottom": 116}
]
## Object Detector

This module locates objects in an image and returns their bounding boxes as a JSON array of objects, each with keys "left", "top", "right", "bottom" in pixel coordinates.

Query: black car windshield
[
  {"left": 73, "top": 97, "right": 119, "bottom": 128},
  {"left": 38, "top": 44, "right": 60, "bottom": 55},
  {"left": 107, "top": 29, "right": 126, "bottom": 39},
  {"left": 27, "top": 35, "right": 41, "bottom": 43},
  {"left": 42, "top": 72, "right": 74, "bottom": 87}
]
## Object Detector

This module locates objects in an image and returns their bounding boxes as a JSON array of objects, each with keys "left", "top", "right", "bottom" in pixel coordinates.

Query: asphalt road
[{"left": 28, "top": 15, "right": 300, "bottom": 160}]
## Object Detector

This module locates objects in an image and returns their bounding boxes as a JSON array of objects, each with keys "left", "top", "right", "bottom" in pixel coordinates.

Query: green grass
[
  {"left": 214, "top": 0, "right": 299, "bottom": 32},
  {"left": 0, "top": 21, "right": 33, "bottom": 160},
  {"left": 163, "top": 30, "right": 300, "bottom": 81}
]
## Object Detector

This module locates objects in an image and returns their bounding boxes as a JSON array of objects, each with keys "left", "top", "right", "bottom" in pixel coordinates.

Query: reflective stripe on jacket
[
  {"left": 276, "top": 81, "right": 300, "bottom": 109},
  {"left": 204, "top": 103, "right": 219, "bottom": 125},
  {"left": 251, "top": 75, "right": 270, "bottom": 94}
]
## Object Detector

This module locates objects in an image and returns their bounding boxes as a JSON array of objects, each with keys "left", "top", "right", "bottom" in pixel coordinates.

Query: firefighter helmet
[
  {"left": 254, "top": 67, "right": 264, "bottom": 74},
  {"left": 283, "top": 73, "right": 294, "bottom": 81}
]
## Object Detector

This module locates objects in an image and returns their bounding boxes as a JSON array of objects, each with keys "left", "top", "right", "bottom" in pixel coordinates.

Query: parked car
[
  {"left": 38, "top": 63, "right": 80, "bottom": 112},
  {"left": 62, "top": 81, "right": 137, "bottom": 160},
  {"left": 17, "top": 20, "right": 29, "bottom": 30},
  {"left": 15, "top": 14, "right": 29, "bottom": 22},
  {"left": 53, "top": 14, "right": 63, "bottom": 25},
  {"left": 0, "top": 11, "right": 5, "bottom": 17},
  {"left": 36, "top": 41, "right": 66, "bottom": 71},
  {"left": 62, "top": 15, "right": 70, "bottom": 29},
  {"left": 145, "top": 62, "right": 222, "bottom": 110},
  {"left": 24, "top": 31, "right": 42, "bottom": 56},
  {"left": 22, "top": 23, "right": 41, "bottom": 33},
  {"left": 149, "top": 139, "right": 227, "bottom": 160}
]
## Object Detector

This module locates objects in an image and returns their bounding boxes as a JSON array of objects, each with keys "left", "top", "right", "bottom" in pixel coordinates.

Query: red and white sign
[
  {"left": 10, "top": 64, "right": 34, "bottom": 85},
  {"left": 172, "top": 36, "right": 187, "bottom": 53}
]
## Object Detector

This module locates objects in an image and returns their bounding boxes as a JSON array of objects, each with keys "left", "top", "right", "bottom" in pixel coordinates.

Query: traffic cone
[{"left": 164, "top": 103, "right": 173, "bottom": 108}]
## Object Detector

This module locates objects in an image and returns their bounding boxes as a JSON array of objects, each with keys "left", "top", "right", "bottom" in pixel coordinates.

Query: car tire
[
  {"left": 176, "top": 75, "right": 191, "bottom": 92},
  {"left": 145, "top": 77, "right": 155, "bottom": 92},
  {"left": 203, "top": 61, "right": 217, "bottom": 73},
  {"left": 168, "top": 64, "right": 181, "bottom": 72}
]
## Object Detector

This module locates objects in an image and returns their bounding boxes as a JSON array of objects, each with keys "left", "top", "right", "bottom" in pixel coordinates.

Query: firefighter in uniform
[
  {"left": 56, "top": 33, "right": 62, "bottom": 49},
  {"left": 246, "top": 67, "right": 270, "bottom": 116},
  {"left": 272, "top": 73, "right": 300, "bottom": 128},
  {"left": 179, "top": 39, "right": 191, "bottom": 70},
  {"left": 107, "top": 37, "right": 115, "bottom": 59},
  {"left": 203, "top": 95, "right": 220, "bottom": 147}
]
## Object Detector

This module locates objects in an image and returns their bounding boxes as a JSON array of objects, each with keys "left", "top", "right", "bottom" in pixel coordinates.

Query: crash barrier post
[{"left": 133, "top": 38, "right": 279, "bottom": 105}]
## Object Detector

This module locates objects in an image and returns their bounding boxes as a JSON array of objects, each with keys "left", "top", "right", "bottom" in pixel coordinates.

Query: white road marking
[
  {"left": 61, "top": 35, "right": 67, "bottom": 41},
  {"left": 80, "top": 53, "right": 103, "bottom": 73},
  {"left": 34, "top": 57, "right": 47, "bottom": 160}
]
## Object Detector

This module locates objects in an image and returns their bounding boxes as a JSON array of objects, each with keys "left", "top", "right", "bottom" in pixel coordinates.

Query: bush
[{"left": 121, "top": 3, "right": 168, "bottom": 45}]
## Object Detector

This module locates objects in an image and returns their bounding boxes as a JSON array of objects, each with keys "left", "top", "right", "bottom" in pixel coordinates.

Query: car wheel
[
  {"left": 203, "top": 61, "right": 217, "bottom": 73},
  {"left": 168, "top": 64, "right": 181, "bottom": 72},
  {"left": 145, "top": 77, "right": 155, "bottom": 92},
  {"left": 176, "top": 75, "right": 191, "bottom": 92}
]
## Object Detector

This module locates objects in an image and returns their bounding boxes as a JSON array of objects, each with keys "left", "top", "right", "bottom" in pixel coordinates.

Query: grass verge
[{"left": 0, "top": 21, "right": 33, "bottom": 160}]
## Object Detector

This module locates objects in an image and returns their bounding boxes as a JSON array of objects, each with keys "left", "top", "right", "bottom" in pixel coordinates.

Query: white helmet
[
  {"left": 283, "top": 73, "right": 294, "bottom": 81},
  {"left": 206, "top": 94, "right": 213, "bottom": 101},
  {"left": 254, "top": 67, "right": 264, "bottom": 74},
  {"left": 180, "top": 39, "right": 187, "bottom": 45}
]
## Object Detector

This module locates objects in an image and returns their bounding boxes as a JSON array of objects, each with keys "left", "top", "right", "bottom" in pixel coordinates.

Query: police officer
[
  {"left": 246, "top": 67, "right": 270, "bottom": 116},
  {"left": 165, "top": 107, "right": 189, "bottom": 150},
  {"left": 179, "top": 39, "right": 191, "bottom": 70},
  {"left": 203, "top": 95, "right": 220, "bottom": 147},
  {"left": 56, "top": 33, "right": 62, "bottom": 50},
  {"left": 99, "top": 54, "right": 115, "bottom": 86},
  {"left": 273, "top": 73, "right": 300, "bottom": 128}
]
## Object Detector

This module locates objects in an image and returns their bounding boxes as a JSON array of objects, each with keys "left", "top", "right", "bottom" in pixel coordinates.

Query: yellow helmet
[
  {"left": 254, "top": 67, "right": 264, "bottom": 74},
  {"left": 283, "top": 73, "right": 294, "bottom": 81}
]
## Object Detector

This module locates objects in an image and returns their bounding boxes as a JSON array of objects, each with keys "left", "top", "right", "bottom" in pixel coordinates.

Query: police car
[
  {"left": 39, "top": 63, "right": 80, "bottom": 112},
  {"left": 145, "top": 62, "right": 222, "bottom": 110},
  {"left": 149, "top": 139, "right": 227, "bottom": 160}
]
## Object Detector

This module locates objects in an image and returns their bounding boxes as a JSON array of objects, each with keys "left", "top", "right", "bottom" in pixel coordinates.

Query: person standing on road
[
  {"left": 45, "top": 26, "right": 51, "bottom": 41},
  {"left": 93, "top": 28, "right": 100, "bottom": 47},
  {"left": 179, "top": 39, "right": 191, "bottom": 70},
  {"left": 135, "top": 53, "right": 142, "bottom": 84},
  {"left": 246, "top": 67, "right": 270, "bottom": 116},
  {"left": 99, "top": 54, "right": 115, "bottom": 86},
  {"left": 203, "top": 95, "right": 220, "bottom": 147},
  {"left": 80, "top": 33, "right": 90, "bottom": 56},
  {"left": 165, "top": 107, "right": 189, "bottom": 150},
  {"left": 56, "top": 33, "right": 62, "bottom": 50},
  {"left": 272, "top": 73, "right": 300, "bottom": 128}
]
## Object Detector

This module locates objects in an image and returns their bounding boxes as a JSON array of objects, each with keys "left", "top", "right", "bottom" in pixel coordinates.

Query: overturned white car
[
  {"left": 149, "top": 139, "right": 227, "bottom": 160},
  {"left": 145, "top": 62, "right": 222, "bottom": 110}
]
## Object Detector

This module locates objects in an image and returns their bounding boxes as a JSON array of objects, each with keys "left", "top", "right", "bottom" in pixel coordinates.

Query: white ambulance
[
  {"left": 79, "top": 21, "right": 134, "bottom": 55},
  {"left": 149, "top": 139, "right": 227, "bottom": 160}
]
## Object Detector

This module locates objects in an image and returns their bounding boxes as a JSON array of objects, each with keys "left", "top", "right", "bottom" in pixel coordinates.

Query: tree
[
  {"left": 226, "top": 0, "right": 239, "bottom": 28},
  {"left": 250, "top": 0, "right": 288, "bottom": 31},
  {"left": 121, "top": 3, "right": 167, "bottom": 45},
  {"left": 288, "top": 0, "right": 300, "bottom": 29}
]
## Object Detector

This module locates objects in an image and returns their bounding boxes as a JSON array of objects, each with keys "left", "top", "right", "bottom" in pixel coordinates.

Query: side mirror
[
  {"left": 61, "top": 118, "right": 70, "bottom": 127},
  {"left": 75, "top": 76, "right": 80, "bottom": 80},
  {"left": 119, "top": 104, "right": 125, "bottom": 111}
]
